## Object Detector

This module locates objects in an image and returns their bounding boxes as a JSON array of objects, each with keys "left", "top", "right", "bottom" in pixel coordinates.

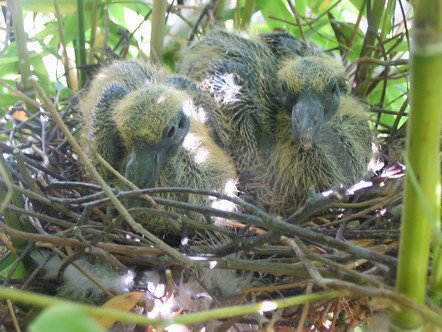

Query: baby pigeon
[
  {"left": 179, "top": 29, "right": 373, "bottom": 216},
  {"left": 80, "top": 60, "right": 237, "bottom": 234}
]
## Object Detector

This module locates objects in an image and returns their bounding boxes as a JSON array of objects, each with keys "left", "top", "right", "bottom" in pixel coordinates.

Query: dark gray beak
[
  {"left": 291, "top": 95, "right": 324, "bottom": 151},
  {"left": 124, "top": 110, "right": 190, "bottom": 188},
  {"left": 124, "top": 141, "right": 162, "bottom": 188}
]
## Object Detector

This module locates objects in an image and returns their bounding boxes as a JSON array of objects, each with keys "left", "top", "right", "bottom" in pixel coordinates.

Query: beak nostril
[
  {"left": 178, "top": 117, "right": 186, "bottom": 129},
  {"left": 167, "top": 125, "right": 176, "bottom": 138}
]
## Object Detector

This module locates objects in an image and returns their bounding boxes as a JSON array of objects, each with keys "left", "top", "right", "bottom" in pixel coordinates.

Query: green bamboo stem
[
  {"left": 0, "top": 286, "right": 162, "bottom": 326},
  {"left": 76, "top": 0, "right": 87, "bottom": 86},
  {"left": 53, "top": 0, "right": 78, "bottom": 90},
  {"left": 20, "top": 0, "right": 91, "bottom": 14},
  {"left": 431, "top": 238, "right": 442, "bottom": 305},
  {"left": 234, "top": 0, "right": 241, "bottom": 29},
  {"left": 405, "top": 156, "right": 442, "bottom": 306},
  {"left": 353, "top": 0, "right": 386, "bottom": 97},
  {"left": 150, "top": 0, "right": 167, "bottom": 63},
  {"left": 214, "top": 0, "right": 226, "bottom": 22},
  {"left": 0, "top": 285, "right": 341, "bottom": 328},
  {"left": 158, "top": 290, "right": 340, "bottom": 328},
  {"left": 241, "top": 0, "right": 255, "bottom": 29},
  {"left": 87, "top": 0, "right": 99, "bottom": 64},
  {"left": 392, "top": 0, "right": 442, "bottom": 328},
  {"left": 6, "top": 0, "right": 35, "bottom": 111}
]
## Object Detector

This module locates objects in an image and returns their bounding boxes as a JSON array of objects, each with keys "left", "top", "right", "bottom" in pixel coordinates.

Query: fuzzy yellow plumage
[
  {"left": 80, "top": 60, "right": 237, "bottom": 234},
  {"left": 179, "top": 28, "right": 374, "bottom": 216}
]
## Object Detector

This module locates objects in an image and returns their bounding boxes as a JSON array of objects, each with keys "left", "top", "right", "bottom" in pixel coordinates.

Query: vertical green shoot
[
  {"left": 353, "top": 0, "right": 386, "bottom": 97},
  {"left": 53, "top": 0, "right": 78, "bottom": 90},
  {"left": 392, "top": 0, "right": 442, "bottom": 329},
  {"left": 241, "top": 0, "right": 255, "bottom": 29},
  {"left": 234, "top": 0, "right": 241, "bottom": 29},
  {"left": 215, "top": 0, "right": 226, "bottom": 23},
  {"left": 6, "top": 0, "right": 35, "bottom": 111},
  {"left": 88, "top": 0, "right": 99, "bottom": 64},
  {"left": 150, "top": 0, "right": 167, "bottom": 63},
  {"left": 77, "top": 0, "right": 87, "bottom": 86}
]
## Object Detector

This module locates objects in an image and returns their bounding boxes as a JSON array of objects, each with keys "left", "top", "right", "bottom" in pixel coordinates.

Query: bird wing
[
  {"left": 178, "top": 29, "right": 282, "bottom": 149},
  {"left": 200, "top": 59, "right": 268, "bottom": 149},
  {"left": 260, "top": 30, "right": 313, "bottom": 60}
]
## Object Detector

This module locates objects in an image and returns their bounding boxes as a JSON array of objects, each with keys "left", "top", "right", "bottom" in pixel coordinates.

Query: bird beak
[
  {"left": 291, "top": 95, "right": 324, "bottom": 151},
  {"left": 124, "top": 140, "right": 164, "bottom": 189}
]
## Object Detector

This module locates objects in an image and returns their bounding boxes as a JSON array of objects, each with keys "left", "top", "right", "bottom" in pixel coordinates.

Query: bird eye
[{"left": 167, "top": 126, "right": 176, "bottom": 138}]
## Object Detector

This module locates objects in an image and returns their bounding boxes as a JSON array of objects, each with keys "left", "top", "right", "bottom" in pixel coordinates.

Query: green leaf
[
  {"left": 259, "top": 0, "right": 295, "bottom": 32},
  {"left": 118, "top": 2, "right": 152, "bottom": 15},
  {"left": 0, "top": 93, "right": 22, "bottom": 108},
  {"left": 63, "top": 13, "right": 86, "bottom": 45},
  {"left": 384, "top": 36, "right": 410, "bottom": 53},
  {"left": 108, "top": 4, "right": 126, "bottom": 27},
  {"left": 29, "top": 304, "right": 106, "bottom": 332},
  {"left": 34, "top": 21, "right": 58, "bottom": 43},
  {"left": 21, "top": 0, "right": 94, "bottom": 14},
  {"left": 380, "top": 0, "right": 395, "bottom": 39},
  {"left": 295, "top": 0, "right": 307, "bottom": 16},
  {"left": 348, "top": 0, "right": 365, "bottom": 13},
  {"left": 56, "top": 85, "right": 75, "bottom": 101},
  {"left": 0, "top": 253, "right": 27, "bottom": 279}
]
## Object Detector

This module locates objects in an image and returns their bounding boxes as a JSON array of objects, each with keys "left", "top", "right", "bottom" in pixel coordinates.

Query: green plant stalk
[
  {"left": 0, "top": 153, "right": 35, "bottom": 251},
  {"left": 392, "top": 0, "right": 442, "bottom": 328},
  {"left": 234, "top": 0, "right": 241, "bottom": 29},
  {"left": 214, "top": 0, "right": 226, "bottom": 22},
  {"left": 241, "top": 0, "right": 255, "bottom": 29},
  {"left": 87, "top": 0, "right": 99, "bottom": 64},
  {"left": 6, "top": 299, "right": 21, "bottom": 332},
  {"left": 405, "top": 155, "right": 442, "bottom": 306},
  {"left": 53, "top": 0, "right": 78, "bottom": 90},
  {"left": 415, "top": 0, "right": 442, "bottom": 307},
  {"left": 6, "top": 0, "right": 35, "bottom": 111},
  {"left": 0, "top": 286, "right": 161, "bottom": 326},
  {"left": 158, "top": 290, "right": 340, "bottom": 328},
  {"left": 381, "top": 0, "right": 395, "bottom": 40},
  {"left": 20, "top": 0, "right": 93, "bottom": 14},
  {"left": 431, "top": 244, "right": 442, "bottom": 305},
  {"left": 353, "top": 0, "right": 386, "bottom": 97},
  {"left": 150, "top": 0, "right": 167, "bottom": 63},
  {"left": 77, "top": 0, "right": 87, "bottom": 86},
  {"left": 0, "top": 285, "right": 341, "bottom": 328}
]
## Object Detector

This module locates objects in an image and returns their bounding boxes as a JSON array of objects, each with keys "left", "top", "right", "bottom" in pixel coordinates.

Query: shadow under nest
[{"left": 0, "top": 95, "right": 404, "bottom": 330}]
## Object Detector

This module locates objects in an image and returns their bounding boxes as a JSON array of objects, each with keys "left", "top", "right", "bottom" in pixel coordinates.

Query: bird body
[
  {"left": 80, "top": 60, "right": 237, "bottom": 234},
  {"left": 179, "top": 29, "right": 373, "bottom": 215},
  {"left": 246, "top": 96, "right": 372, "bottom": 215}
]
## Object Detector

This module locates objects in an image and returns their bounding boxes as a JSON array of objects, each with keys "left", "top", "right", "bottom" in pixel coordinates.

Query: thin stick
[{"left": 6, "top": 299, "right": 21, "bottom": 332}]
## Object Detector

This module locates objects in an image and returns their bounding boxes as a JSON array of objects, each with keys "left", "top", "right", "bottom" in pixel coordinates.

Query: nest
[{"left": 0, "top": 94, "right": 405, "bottom": 331}]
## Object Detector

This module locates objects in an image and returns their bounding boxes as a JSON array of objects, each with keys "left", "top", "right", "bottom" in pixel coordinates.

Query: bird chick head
[
  {"left": 278, "top": 56, "right": 347, "bottom": 150},
  {"left": 113, "top": 84, "right": 191, "bottom": 188}
]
